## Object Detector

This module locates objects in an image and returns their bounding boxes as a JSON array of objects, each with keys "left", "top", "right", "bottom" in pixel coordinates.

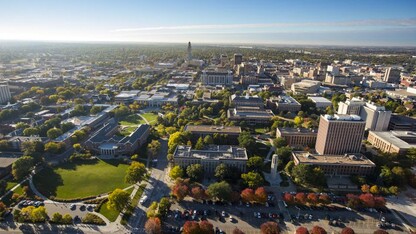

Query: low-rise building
[
  {"left": 230, "top": 94, "right": 264, "bottom": 108},
  {"left": 0, "top": 157, "right": 19, "bottom": 178},
  {"left": 308, "top": 96, "right": 332, "bottom": 109},
  {"left": 227, "top": 106, "right": 274, "bottom": 125},
  {"left": 276, "top": 127, "right": 317, "bottom": 148},
  {"left": 201, "top": 70, "right": 233, "bottom": 86},
  {"left": 389, "top": 114, "right": 416, "bottom": 131},
  {"left": 292, "top": 151, "right": 375, "bottom": 176},
  {"left": 367, "top": 130, "right": 416, "bottom": 154},
  {"left": 173, "top": 145, "right": 248, "bottom": 174},
  {"left": 291, "top": 80, "right": 321, "bottom": 94},
  {"left": 266, "top": 95, "right": 301, "bottom": 113},
  {"left": 184, "top": 125, "right": 241, "bottom": 144}
]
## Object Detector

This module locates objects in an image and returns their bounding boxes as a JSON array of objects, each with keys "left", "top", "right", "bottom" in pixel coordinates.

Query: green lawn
[
  {"left": 119, "top": 126, "right": 138, "bottom": 136},
  {"left": 119, "top": 114, "right": 143, "bottom": 126},
  {"left": 6, "top": 181, "right": 18, "bottom": 192},
  {"left": 98, "top": 200, "right": 119, "bottom": 222},
  {"left": 33, "top": 159, "right": 131, "bottom": 199},
  {"left": 141, "top": 112, "right": 158, "bottom": 125}
]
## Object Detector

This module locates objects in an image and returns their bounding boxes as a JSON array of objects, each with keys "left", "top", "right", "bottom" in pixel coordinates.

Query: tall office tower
[
  {"left": 315, "top": 114, "right": 365, "bottom": 155},
  {"left": 234, "top": 53, "right": 242, "bottom": 65},
  {"left": 383, "top": 67, "right": 401, "bottom": 83},
  {"left": 220, "top": 54, "right": 228, "bottom": 67},
  {"left": 187, "top": 41, "right": 192, "bottom": 61},
  {"left": 360, "top": 102, "right": 392, "bottom": 131},
  {"left": 0, "top": 84, "right": 11, "bottom": 104},
  {"left": 337, "top": 98, "right": 366, "bottom": 115}
]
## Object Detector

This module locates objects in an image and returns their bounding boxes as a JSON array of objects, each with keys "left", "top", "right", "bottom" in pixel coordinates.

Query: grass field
[
  {"left": 33, "top": 159, "right": 131, "bottom": 199},
  {"left": 119, "top": 114, "right": 143, "bottom": 126},
  {"left": 99, "top": 200, "right": 119, "bottom": 222},
  {"left": 140, "top": 112, "right": 158, "bottom": 125}
]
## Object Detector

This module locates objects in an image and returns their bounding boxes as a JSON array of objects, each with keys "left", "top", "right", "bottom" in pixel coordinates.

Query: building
[
  {"left": 292, "top": 151, "right": 375, "bottom": 176},
  {"left": 227, "top": 106, "right": 274, "bottom": 125},
  {"left": 0, "top": 157, "right": 19, "bottom": 179},
  {"left": 234, "top": 54, "right": 243, "bottom": 66},
  {"left": 240, "top": 75, "right": 258, "bottom": 85},
  {"left": 220, "top": 54, "right": 228, "bottom": 67},
  {"left": 360, "top": 102, "right": 391, "bottom": 131},
  {"left": 276, "top": 127, "right": 317, "bottom": 148},
  {"left": 230, "top": 94, "right": 264, "bottom": 108},
  {"left": 308, "top": 96, "right": 332, "bottom": 109},
  {"left": 291, "top": 80, "right": 321, "bottom": 94},
  {"left": 115, "top": 90, "right": 140, "bottom": 104},
  {"left": 187, "top": 41, "right": 192, "bottom": 61},
  {"left": 8, "top": 136, "right": 49, "bottom": 151},
  {"left": 85, "top": 119, "right": 150, "bottom": 156},
  {"left": 266, "top": 95, "right": 301, "bottom": 113},
  {"left": 386, "top": 87, "right": 416, "bottom": 99},
  {"left": 389, "top": 114, "right": 416, "bottom": 131},
  {"left": 201, "top": 70, "right": 233, "bottom": 86},
  {"left": 173, "top": 145, "right": 248, "bottom": 174},
  {"left": 184, "top": 125, "right": 241, "bottom": 143},
  {"left": 315, "top": 114, "right": 365, "bottom": 155},
  {"left": 367, "top": 130, "right": 416, "bottom": 154},
  {"left": 0, "top": 84, "right": 11, "bottom": 104},
  {"left": 383, "top": 67, "right": 401, "bottom": 83},
  {"left": 337, "top": 98, "right": 366, "bottom": 115}
]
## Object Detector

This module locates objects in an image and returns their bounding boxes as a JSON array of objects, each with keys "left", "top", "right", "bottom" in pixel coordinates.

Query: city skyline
[{"left": 0, "top": 0, "right": 416, "bottom": 46}]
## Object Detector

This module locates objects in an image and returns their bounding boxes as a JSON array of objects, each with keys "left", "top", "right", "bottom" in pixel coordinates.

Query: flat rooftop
[
  {"left": 184, "top": 125, "right": 241, "bottom": 134},
  {"left": 293, "top": 151, "right": 375, "bottom": 166},
  {"left": 308, "top": 96, "right": 331, "bottom": 103},
  {"left": 0, "top": 157, "right": 19, "bottom": 168},
  {"left": 174, "top": 145, "right": 247, "bottom": 160},
  {"left": 370, "top": 131, "right": 416, "bottom": 149},
  {"left": 277, "top": 127, "right": 317, "bottom": 134}
]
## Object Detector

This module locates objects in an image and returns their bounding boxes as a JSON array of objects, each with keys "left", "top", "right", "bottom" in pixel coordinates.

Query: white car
[
  {"left": 221, "top": 211, "right": 226, "bottom": 217},
  {"left": 139, "top": 195, "right": 148, "bottom": 204},
  {"left": 229, "top": 216, "right": 233, "bottom": 222}
]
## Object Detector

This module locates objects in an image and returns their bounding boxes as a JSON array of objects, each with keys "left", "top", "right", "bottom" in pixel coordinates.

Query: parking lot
[
  {"left": 15, "top": 200, "right": 96, "bottom": 219},
  {"left": 163, "top": 197, "right": 406, "bottom": 234}
]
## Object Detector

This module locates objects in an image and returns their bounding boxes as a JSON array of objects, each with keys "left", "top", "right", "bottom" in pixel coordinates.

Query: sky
[{"left": 0, "top": 0, "right": 416, "bottom": 46}]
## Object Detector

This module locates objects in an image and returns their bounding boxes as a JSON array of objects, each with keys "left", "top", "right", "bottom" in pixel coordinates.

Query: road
[{"left": 127, "top": 138, "right": 170, "bottom": 232}]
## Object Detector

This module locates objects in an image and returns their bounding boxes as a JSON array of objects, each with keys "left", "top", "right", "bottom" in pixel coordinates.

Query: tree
[
  {"left": 44, "top": 142, "right": 65, "bottom": 154},
  {"left": 391, "top": 166, "right": 407, "bottom": 186},
  {"left": 255, "top": 187, "right": 268, "bottom": 203},
  {"left": 158, "top": 197, "right": 171, "bottom": 217},
  {"left": 318, "top": 194, "right": 330, "bottom": 204},
  {"left": 23, "top": 127, "right": 39, "bottom": 136},
  {"left": 307, "top": 193, "right": 318, "bottom": 205},
  {"left": 145, "top": 217, "right": 162, "bottom": 234},
  {"left": 359, "top": 193, "right": 375, "bottom": 208},
  {"left": 295, "top": 193, "right": 307, "bottom": 204},
  {"left": 310, "top": 226, "right": 327, "bottom": 234},
  {"left": 12, "top": 156, "right": 34, "bottom": 180},
  {"left": 206, "top": 181, "right": 232, "bottom": 201},
  {"left": 241, "top": 188, "right": 255, "bottom": 202},
  {"left": 380, "top": 166, "right": 394, "bottom": 186},
  {"left": 171, "top": 179, "right": 190, "bottom": 201},
  {"left": 62, "top": 214, "right": 73, "bottom": 224},
  {"left": 241, "top": 171, "right": 264, "bottom": 188},
  {"left": 294, "top": 116, "right": 303, "bottom": 126},
  {"left": 247, "top": 156, "right": 264, "bottom": 171},
  {"left": 370, "top": 185, "right": 380, "bottom": 194},
  {"left": 406, "top": 147, "right": 416, "bottom": 165},
  {"left": 51, "top": 212, "right": 62, "bottom": 223},
  {"left": 203, "top": 135, "right": 214, "bottom": 145},
  {"left": 186, "top": 164, "right": 204, "bottom": 181},
  {"left": 283, "top": 193, "right": 294, "bottom": 203},
  {"left": 108, "top": 188, "right": 130, "bottom": 212},
  {"left": 169, "top": 165, "right": 184, "bottom": 180},
  {"left": 114, "top": 105, "right": 130, "bottom": 118},
  {"left": 191, "top": 186, "right": 206, "bottom": 200},
  {"left": 260, "top": 221, "right": 280, "bottom": 234},
  {"left": 199, "top": 220, "right": 214, "bottom": 234},
  {"left": 183, "top": 221, "right": 201, "bottom": 234},
  {"left": 238, "top": 132, "right": 255, "bottom": 151},
  {"left": 125, "top": 161, "right": 147, "bottom": 184},
  {"left": 47, "top": 128, "right": 63, "bottom": 139},
  {"left": 296, "top": 227, "right": 309, "bottom": 234},
  {"left": 273, "top": 137, "right": 287, "bottom": 148},
  {"left": 361, "top": 184, "right": 370, "bottom": 193},
  {"left": 147, "top": 140, "right": 161, "bottom": 158},
  {"left": 285, "top": 161, "right": 295, "bottom": 174},
  {"left": 195, "top": 137, "right": 204, "bottom": 150},
  {"left": 73, "top": 143, "right": 82, "bottom": 152},
  {"left": 233, "top": 227, "right": 246, "bottom": 234},
  {"left": 90, "top": 105, "right": 102, "bottom": 115},
  {"left": 388, "top": 186, "right": 399, "bottom": 195},
  {"left": 373, "top": 230, "right": 388, "bottom": 234},
  {"left": 341, "top": 227, "right": 355, "bottom": 234},
  {"left": 214, "top": 163, "right": 230, "bottom": 181}
]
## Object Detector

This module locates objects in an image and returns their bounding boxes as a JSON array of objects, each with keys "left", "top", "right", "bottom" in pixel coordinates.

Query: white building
[
  {"left": 201, "top": 70, "right": 233, "bottom": 85},
  {"left": 360, "top": 102, "right": 391, "bottom": 131},
  {"left": 0, "top": 84, "right": 11, "bottom": 104},
  {"left": 337, "top": 98, "right": 366, "bottom": 115},
  {"left": 308, "top": 96, "right": 332, "bottom": 109}
]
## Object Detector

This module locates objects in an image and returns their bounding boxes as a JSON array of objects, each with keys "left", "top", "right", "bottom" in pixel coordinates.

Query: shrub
[{"left": 82, "top": 213, "right": 106, "bottom": 225}]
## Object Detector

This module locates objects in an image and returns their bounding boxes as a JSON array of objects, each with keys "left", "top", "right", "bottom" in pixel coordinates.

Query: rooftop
[
  {"left": 292, "top": 151, "right": 375, "bottom": 167},
  {"left": 277, "top": 127, "right": 318, "bottom": 134},
  {"left": 174, "top": 145, "right": 247, "bottom": 160},
  {"left": 369, "top": 130, "right": 416, "bottom": 149},
  {"left": 184, "top": 125, "right": 241, "bottom": 134},
  {"left": 323, "top": 114, "right": 363, "bottom": 121},
  {"left": 308, "top": 96, "right": 331, "bottom": 103}
]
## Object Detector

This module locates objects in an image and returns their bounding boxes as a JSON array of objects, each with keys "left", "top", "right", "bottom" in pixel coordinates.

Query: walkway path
[
  {"left": 28, "top": 176, "right": 48, "bottom": 201},
  {"left": 0, "top": 178, "right": 28, "bottom": 201},
  {"left": 137, "top": 114, "right": 150, "bottom": 125},
  {"left": 264, "top": 145, "right": 276, "bottom": 163}
]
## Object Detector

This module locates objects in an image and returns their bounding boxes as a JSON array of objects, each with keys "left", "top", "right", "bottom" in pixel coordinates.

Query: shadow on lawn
[{"left": 32, "top": 167, "right": 63, "bottom": 198}]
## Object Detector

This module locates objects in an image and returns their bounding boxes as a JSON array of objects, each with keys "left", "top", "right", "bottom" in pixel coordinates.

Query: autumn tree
[
  {"left": 233, "top": 227, "right": 246, "bottom": 234},
  {"left": 283, "top": 193, "right": 294, "bottom": 204},
  {"left": 341, "top": 227, "right": 355, "bottom": 234},
  {"left": 296, "top": 227, "right": 309, "bottom": 234},
  {"left": 108, "top": 188, "right": 130, "bottom": 212},
  {"left": 310, "top": 226, "right": 327, "bottom": 234},
  {"left": 199, "top": 220, "right": 214, "bottom": 234},
  {"left": 191, "top": 186, "right": 206, "bottom": 200},
  {"left": 183, "top": 221, "right": 201, "bottom": 234},
  {"left": 295, "top": 193, "right": 307, "bottom": 204},
  {"left": 125, "top": 161, "right": 147, "bottom": 184},
  {"left": 171, "top": 179, "right": 190, "bottom": 201},
  {"left": 241, "top": 188, "right": 255, "bottom": 202},
  {"left": 145, "top": 217, "right": 162, "bottom": 234},
  {"left": 373, "top": 230, "right": 388, "bottom": 234},
  {"left": 307, "top": 193, "right": 318, "bottom": 205},
  {"left": 361, "top": 184, "right": 370, "bottom": 193},
  {"left": 169, "top": 165, "right": 184, "bottom": 180},
  {"left": 260, "top": 221, "right": 280, "bottom": 234},
  {"left": 255, "top": 187, "right": 268, "bottom": 203}
]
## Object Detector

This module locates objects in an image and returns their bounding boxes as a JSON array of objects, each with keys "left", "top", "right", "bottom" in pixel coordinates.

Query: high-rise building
[
  {"left": 220, "top": 54, "right": 228, "bottom": 67},
  {"left": 315, "top": 114, "right": 365, "bottom": 155},
  {"left": 383, "top": 67, "right": 401, "bottom": 83},
  {"left": 337, "top": 98, "right": 366, "bottom": 115},
  {"left": 0, "top": 84, "right": 11, "bottom": 104},
  {"left": 234, "top": 53, "right": 242, "bottom": 66},
  {"left": 360, "top": 102, "right": 391, "bottom": 131},
  {"left": 201, "top": 70, "right": 233, "bottom": 85},
  {"left": 187, "top": 41, "right": 192, "bottom": 61}
]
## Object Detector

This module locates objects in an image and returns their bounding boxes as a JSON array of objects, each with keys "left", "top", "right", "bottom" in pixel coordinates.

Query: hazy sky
[{"left": 1, "top": 0, "right": 416, "bottom": 46}]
